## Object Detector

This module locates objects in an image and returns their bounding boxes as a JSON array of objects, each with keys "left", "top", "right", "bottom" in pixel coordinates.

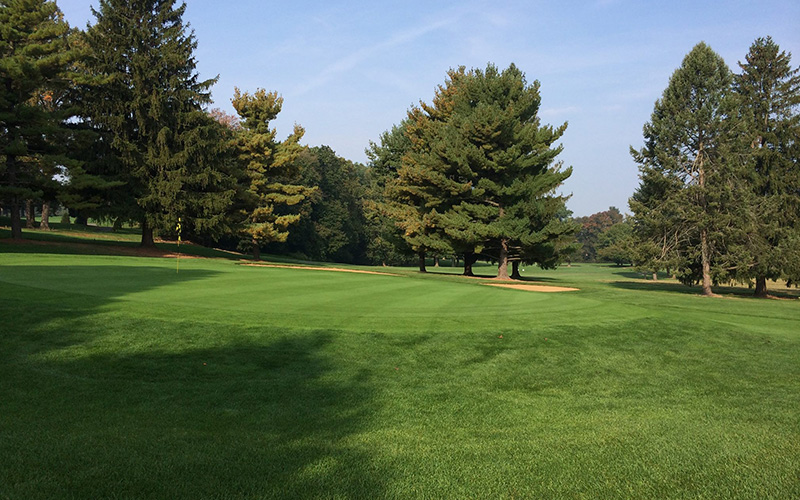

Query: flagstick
[{"left": 176, "top": 217, "right": 182, "bottom": 274}]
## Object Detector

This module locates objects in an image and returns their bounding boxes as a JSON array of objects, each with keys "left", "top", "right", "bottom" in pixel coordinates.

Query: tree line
[
  {"left": 1, "top": 0, "right": 577, "bottom": 277},
  {"left": 3, "top": 2, "right": 797, "bottom": 291},
  {"left": 0, "top": 0, "right": 373, "bottom": 263}
]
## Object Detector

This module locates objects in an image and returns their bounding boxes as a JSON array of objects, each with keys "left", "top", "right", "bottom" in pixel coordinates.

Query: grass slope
[{"left": 1, "top": 250, "right": 798, "bottom": 499}]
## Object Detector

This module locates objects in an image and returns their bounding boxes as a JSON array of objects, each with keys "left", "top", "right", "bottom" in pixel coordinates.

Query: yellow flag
[{"left": 176, "top": 217, "right": 182, "bottom": 273}]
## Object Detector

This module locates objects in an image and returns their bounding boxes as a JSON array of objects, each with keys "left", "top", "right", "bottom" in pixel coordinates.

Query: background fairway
[{"left": 1, "top": 252, "right": 799, "bottom": 499}]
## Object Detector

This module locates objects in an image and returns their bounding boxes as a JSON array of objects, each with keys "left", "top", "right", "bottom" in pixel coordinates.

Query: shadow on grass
[
  {"left": 0, "top": 228, "right": 242, "bottom": 260},
  {"left": 0, "top": 265, "right": 386, "bottom": 498},
  {"left": 4, "top": 335, "right": 385, "bottom": 498},
  {"left": 609, "top": 280, "right": 800, "bottom": 300}
]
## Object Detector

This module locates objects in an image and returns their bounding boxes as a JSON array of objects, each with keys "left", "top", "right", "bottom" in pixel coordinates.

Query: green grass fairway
[{"left": 1, "top": 251, "right": 799, "bottom": 498}]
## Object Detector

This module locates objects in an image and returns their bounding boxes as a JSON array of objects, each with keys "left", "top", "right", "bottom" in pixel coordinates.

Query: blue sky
[{"left": 57, "top": 0, "right": 799, "bottom": 216}]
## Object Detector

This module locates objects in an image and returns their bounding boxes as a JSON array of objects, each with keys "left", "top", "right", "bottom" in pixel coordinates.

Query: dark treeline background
[{"left": 2, "top": 2, "right": 798, "bottom": 292}]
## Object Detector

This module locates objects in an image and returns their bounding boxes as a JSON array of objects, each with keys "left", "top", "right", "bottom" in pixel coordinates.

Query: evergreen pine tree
[
  {"left": 733, "top": 36, "right": 800, "bottom": 296},
  {"left": 0, "top": 0, "right": 71, "bottom": 239},
  {"left": 231, "top": 88, "right": 315, "bottom": 260},
  {"left": 364, "top": 122, "right": 415, "bottom": 266},
  {"left": 79, "top": 0, "right": 233, "bottom": 246},
  {"left": 409, "top": 64, "right": 573, "bottom": 279},
  {"left": 630, "top": 42, "right": 736, "bottom": 296}
]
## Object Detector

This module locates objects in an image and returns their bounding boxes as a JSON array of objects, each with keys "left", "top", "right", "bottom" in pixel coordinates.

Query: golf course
[{"left": 1, "top": 230, "right": 798, "bottom": 499}]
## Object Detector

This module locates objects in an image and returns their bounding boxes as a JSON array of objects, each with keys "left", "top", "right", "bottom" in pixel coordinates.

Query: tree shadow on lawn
[
  {"left": 4, "top": 335, "right": 385, "bottom": 498},
  {"left": 609, "top": 279, "right": 800, "bottom": 300},
  {"left": 0, "top": 266, "right": 387, "bottom": 498}
]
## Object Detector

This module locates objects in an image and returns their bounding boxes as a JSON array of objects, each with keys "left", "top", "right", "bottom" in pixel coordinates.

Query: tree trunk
[
  {"left": 511, "top": 261, "right": 522, "bottom": 279},
  {"left": 10, "top": 200, "right": 22, "bottom": 239},
  {"left": 8, "top": 156, "right": 22, "bottom": 239},
  {"left": 754, "top": 276, "right": 768, "bottom": 298},
  {"left": 40, "top": 201, "right": 50, "bottom": 230},
  {"left": 418, "top": 251, "right": 426, "bottom": 273},
  {"left": 26, "top": 199, "right": 35, "bottom": 228},
  {"left": 463, "top": 252, "right": 477, "bottom": 276},
  {"left": 497, "top": 238, "right": 511, "bottom": 280},
  {"left": 140, "top": 219, "right": 155, "bottom": 248},
  {"left": 696, "top": 149, "right": 714, "bottom": 297},
  {"left": 434, "top": 255, "right": 439, "bottom": 267},
  {"left": 252, "top": 238, "right": 261, "bottom": 260},
  {"left": 700, "top": 228, "right": 713, "bottom": 296}
]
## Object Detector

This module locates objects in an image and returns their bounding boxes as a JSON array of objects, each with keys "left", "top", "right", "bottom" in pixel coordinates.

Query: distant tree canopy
[
  {"left": 268, "top": 146, "right": 368, "bottom": 264},
  {"left": 573, "top": 207, "right": 624, "bottom": 262}
]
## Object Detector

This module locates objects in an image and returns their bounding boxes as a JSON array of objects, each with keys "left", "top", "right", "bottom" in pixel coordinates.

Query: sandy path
[{"left": 485, "top": 283, "right": 579, "bottom": 293}]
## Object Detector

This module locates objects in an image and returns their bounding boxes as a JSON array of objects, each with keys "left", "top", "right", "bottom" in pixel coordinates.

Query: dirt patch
[
  {"left": 243, "top": 263, "right": 399, "bottom": 276},
  {"left": 485, "top": 283, "right": 579, "bottom": 293}
]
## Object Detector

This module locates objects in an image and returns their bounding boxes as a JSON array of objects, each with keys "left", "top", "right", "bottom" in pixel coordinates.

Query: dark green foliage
[
  {"left": 272, "top": 146, "right": 368, "bottom": 264},
  {"left": 230, "top": 88, "right": 315, "bottom": 259},
  {"left": 78, "top": 0, "right": 234, "bottom": 246},
  {"left": 0, "top": 0, "right": 72, "bottom": 238},
  {"left": 630, "top": 42, "right": 737, "bottom": 295},
  {"left": 364, "top": 121, "right": 418, "bottom": 266},
  {"left": 385, "top": 64, "right": 575, "bottom": 277},
  {"left": 731, "top": 37, "right": 800, "bottom": 295}
]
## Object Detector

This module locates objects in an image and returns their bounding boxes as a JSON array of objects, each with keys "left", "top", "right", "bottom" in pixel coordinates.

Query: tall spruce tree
[
  {"left": 733, "top": 37, "right": 800, "bottom": 296},
  {"left": 406, "top": 64, "right": 573, "bottom": 279},
  {"left": 79, "top": 0, "right": 233, "bottom": 246},
  {"left": 631, "top": 42, "right": 736, "bottom": 296},
  {"left": 0, "top": 0, "right": 71, "bottom": 239},
  {"left": 231, "top": 88, "right": 315, "bottom": 260}
]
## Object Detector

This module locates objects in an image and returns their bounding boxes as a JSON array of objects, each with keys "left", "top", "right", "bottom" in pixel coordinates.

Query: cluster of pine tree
[
  {"left": 630, "top": 39, "right": 800, "bottom": 297},
  {"left": 369, "top": 64, "right": 578, "bottom": 278},
  {"left": 0, "top": 0, "right": 366, "bottom": 261},
  {"left": 1, "top": 2, "right": 578, "bottom": 272}
]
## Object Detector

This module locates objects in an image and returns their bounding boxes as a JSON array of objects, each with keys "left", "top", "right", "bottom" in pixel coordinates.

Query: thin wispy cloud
[
  {"left": 289, "top": 16, "right": 458, "bottom": 98},
  {"left": 539, "top": 106, "right": 581, "bottom": 119}
]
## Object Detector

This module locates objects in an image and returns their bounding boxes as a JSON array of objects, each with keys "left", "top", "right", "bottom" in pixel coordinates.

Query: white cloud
[
  {"left": 539, "top": 106, "right": 581, "bottom": 119},
  {"left": 289, "top": 16, "right": 458, "bottom": 98}
]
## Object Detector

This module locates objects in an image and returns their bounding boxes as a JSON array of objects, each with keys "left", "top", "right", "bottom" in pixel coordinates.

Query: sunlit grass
[{"left": 1, "top": 251, "right": 798, "bottom": 499}]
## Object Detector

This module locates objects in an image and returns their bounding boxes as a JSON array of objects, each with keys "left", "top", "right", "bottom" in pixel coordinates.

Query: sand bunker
[
  {"left": 243, "top": 263, "right": 399, "bottom": 276},
  {"left": 485, "top": 283, "right": 579, "bottom": 293}
]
